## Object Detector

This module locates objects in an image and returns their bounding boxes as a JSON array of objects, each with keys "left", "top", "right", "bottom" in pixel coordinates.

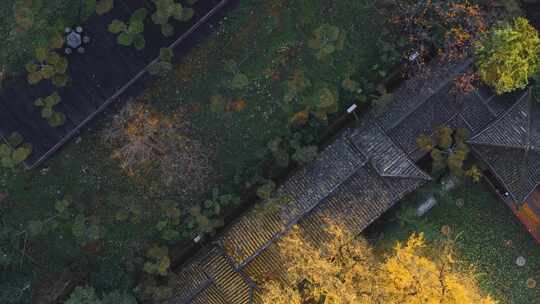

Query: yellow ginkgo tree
[
  {"left": 476, "top": 17, "right": 540, "bottom": 95},
  {"left": 258, "top": 222, "right": 496, "bottom": 304}
]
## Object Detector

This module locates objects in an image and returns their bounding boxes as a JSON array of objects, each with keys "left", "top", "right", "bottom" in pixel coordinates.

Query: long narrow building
[{"left": 167, "top": 58, "right": 538, "bottom": 303}]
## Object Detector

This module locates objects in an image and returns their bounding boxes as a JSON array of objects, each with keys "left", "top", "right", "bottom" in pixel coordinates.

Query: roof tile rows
[
  {"left": 469, "top": 90, "right": 540, "bottom": 205},
  {"left": 349, "top": 118, "right": 430, "bottom": 180},
  {"left": 377, "top": 59, "right": 473, "bottom": 131},
  {"left": 223, "top": 137, "right": 364, "bottom": 265},
  {"left": 472, "top": 145, "right": 538, "bottom": 204},
  {"left": 470, "top": 93, "right": 530, "bottom": 149},
  {"left": 167, "top": 107, "right": 430, "bottom": 303},
  {"left": 168, "top": 58, "right": 535, "bottom": 303}
]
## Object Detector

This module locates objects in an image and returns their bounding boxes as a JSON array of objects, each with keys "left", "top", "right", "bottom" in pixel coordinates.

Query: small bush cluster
[
  {"left": 108, "top": 8, "right": 148, "bottom": 50},
  {"left": 148, "top": 48, "right": 174, "bottom": 76},
  {"left": 0, "top": 132, "right": 32, "bottom": 168},
  {"left": 417, "top": 126, "right": 481, "bottom": 182},
  {"left": 34, "top": 92, "right": 66, "bottom": 127},
  {"left": 95, "top": 0, "right": 114, "bottom": 15},
  {"left": 151, "top": 0, "right": 195, "bottom": 37},
  {"left": 65, "top": 286, "right": 136, "bottom": 304},
  {"left": 284, "top": 69, "right": 339, "bottom": 122},
  {"left": 25, "top": 35, "right": 69, "bottom": 87},
  {"left": 307, "top": 24, "right": 346, "bottom": 61}
]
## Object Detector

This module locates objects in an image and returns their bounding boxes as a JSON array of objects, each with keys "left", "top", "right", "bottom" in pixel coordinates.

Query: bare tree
[{"left": 103, "top": 102, "right": 213, "bottom": 196}]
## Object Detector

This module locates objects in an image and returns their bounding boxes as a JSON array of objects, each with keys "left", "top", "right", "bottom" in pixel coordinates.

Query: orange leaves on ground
[
  {"left": 210, "top": 94, "right": 248, "bottom": 114},
  {"left": 289, "top": 109, "right": 310, "bottom": 127},
  {"left": 229, "top": 100, "right": 247, "bottom": 112},
  {"left": 390, "top": 0, "right": 490, "bottom": 63},
  {"left": 190, "top": 102, "right": 202, "bottom": 113}
]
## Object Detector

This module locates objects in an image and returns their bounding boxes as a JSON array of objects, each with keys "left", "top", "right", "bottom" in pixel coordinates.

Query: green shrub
[
  {"left": 71, "top": 214, "right": 101, "bottom": 246},
  {"left": 182, "top": 190, "right": 240, "bottom": 237},
  {"left": 54, "top": 195, "right": 73, "bottom": 213},
  {"left": 5, "top": 1, "right": 92, "bottom": 74},
  {"left": 256, "top": 181, "right": 276, "bottom": 200},
  {"left": 65, "top": 286, "right": 101, "bottom": 304},
  {"left": 307, "top": 24, "right": 346, "bottom": 61},
  {"left": 96, "top": 0, "right": 114, "bottom": 15},
  {"left": 108, "top": 8, "right": 147, "bottom": 50},
  {"left": 65, "top": 286, "right": 136, "bottom": 304},
  {"left": 148, "top": 48, "right": 174, "bottom": 76},
  {"left": 151, "top": 0, "right": 194, "bottom": 37},
  {"left": 154, "top": 200, "right": 182, "bottom": 241},
  {"left": 0, "top": 132, "right": 32, "bottom": 168},
  {"left": 476, "top": 17, "right": 540, "bottom": 94},
  {"left": 34, "top": 92, "right": 66, "bottom": 127},
  {"left": 134, "top": 275, "right": 175, "bottom": 301},
  {"left": 25, "top": 36, "right": 69, "bottom": 87},
  {"left": 416, "top": 126, "right": 479, "bottom": 181},
  {"left": 101, "top": 290, "right": 136, "bottom": 304},
  {"left": 284, "top": 70, "right": 339, "bottom": 122},
  {"left": 143, "top": 245, "right": 170, "bottom": 276},
  {"left": 222, "top": 59, "right": 249, "bottom": 90},
  {"left": 268, "top": 133, "right": 318, "bottom": 168},
  {"left": 292, "top": 145, "right": 318, "bottom": 165}
]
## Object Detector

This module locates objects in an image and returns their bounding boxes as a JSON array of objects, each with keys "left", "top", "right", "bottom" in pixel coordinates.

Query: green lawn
[
  {"left": 373, "top": 181, "right": 540, "bottom": 304},
  {"left": 145, "top": 0, "right": 387, "bottom": 190}
]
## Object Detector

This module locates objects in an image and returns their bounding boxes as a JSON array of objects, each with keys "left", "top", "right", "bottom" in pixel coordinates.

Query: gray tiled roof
[
  {"left": 469, "top": 90, "right": 540, "bottom": 205},
  {"left": 241, "top": 242, "right": 287, "bottom": 284},
  {"left": 375, "top": 59, "right": 499, "bottom": 161},
  {"left": 486, "top": 88, "right": 524, "bottom": 116},
  {"left": 376, "top": 59, "right": 474, "bottom": 131},
  {"left": 349, "top": 118, "right": 431, "bottom": 180},
  {"left": 459, "top": 92, "right": 498, "bottom": 134},
  {"left": 222, "top": 210, "right": 284, "bottom": 266},
  {"left": 471, "top": 145, "right": 538, "bottom": 204},
  {"left": 222, "top": 137, "right": 364, "bottom": 265},
  {"left": 469, "top": 93, "right": 530, "bottom": 149},
  {"left": 276, "top": 137, "right": 366, "bottom": 223},
  {"left": 220, "top": 124, "right": 429, "bottom": 269},
  {"left": 173, "top": 255, "right": 211, "bottom": 301},
  {"left": 164, "top": 247, "right": 256, "bottom": 304},
  {"left": 166, "top": 109, "right": 429, "bottom": 304},
  {"left": 297, "top": 164, "right": 425, "bottom": 248},
  {"left": 200, "top": 249, "right": 253, "bottom": 304},
  {"left": 190, "top": 283, "right": 228, "bottom": 304},
  {"left": 386, "top": 86, "right": 462, "bottom": 156}
]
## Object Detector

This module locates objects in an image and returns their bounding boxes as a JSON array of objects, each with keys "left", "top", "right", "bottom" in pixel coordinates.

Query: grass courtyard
[{"left": 370, "top": 181, "right": 540, "bottom": 304}]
